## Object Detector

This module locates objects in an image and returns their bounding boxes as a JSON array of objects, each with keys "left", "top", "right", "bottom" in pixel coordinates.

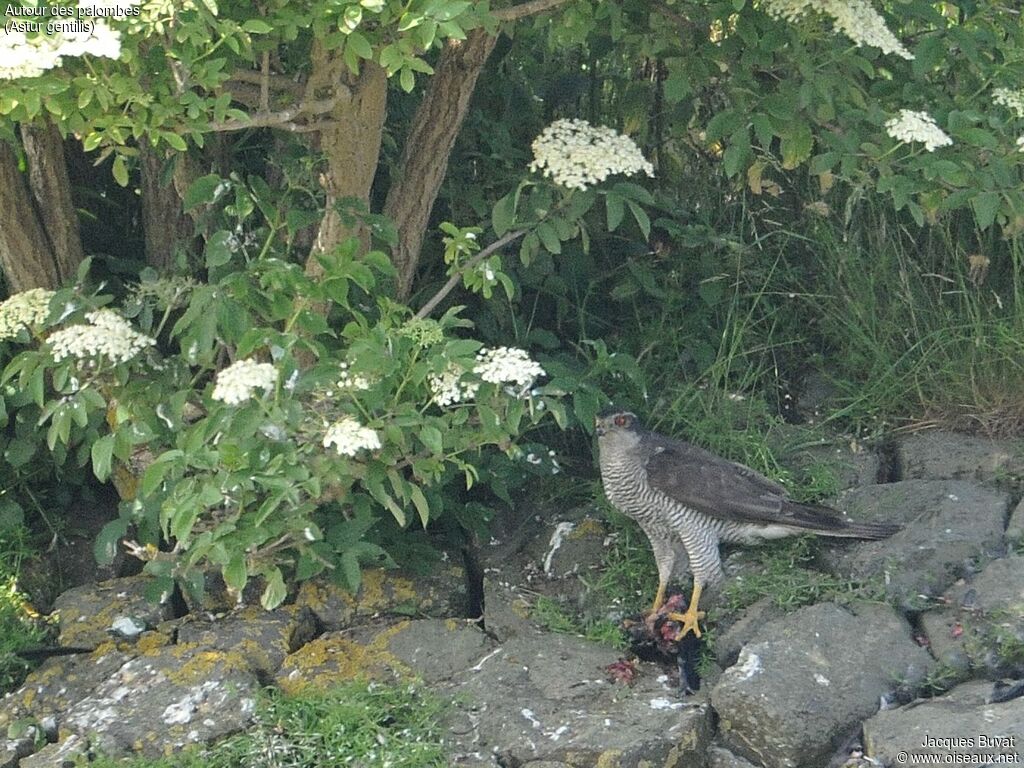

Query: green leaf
[
  {"left": 0, "top": 498, "right": 24, "bottom": 531},
  {"left": 223, "top": 553, "right": 248, "bottom": 593},
  {"left": 112, "top": 155, "right": 129, "bottom": 187},
  {"left": 91, "top": 434, "right": 115, "bottom": 482},
  {"left": 185, "top": 174, "right": 225, "bottom": 209},
  {"left": 605, "top": 193, "right": 625, "bottom": 231},
  {"left": 626, "top": 201, "right": 651, "bottom": 239},
  {"left": 971, "top": 191, "right": 1001, "bottom": 231},
  {"left": 94, "top": 517, "right": 129, "bottom": 565},
  {"left": 420, "top": 425, "right": 443, "bottom": 454},
  {"left": 409, "top": 485, "right": 430, "bottom": 527},
  {"left": 5, "top": 437, "right": 36, "bottom": 468},
  {"left": 205, "top": 230, "right": 235, "bottom": 267},
  {"left": 242, "top": 19, "right": 273, "bottom": 33},
  {"left": 536, "top": 221, "right": 562, "bottom": 254},
  {"left": 261, "top": 568, "right": 287, "bottom": 609},
  {"left": 492, "top": 192, "right": 516, "bottom": 236},
  {"left": 347, "top": 31, "right": 373, "bottom": 59},
  {"left": 399, "top": 67, "right": 415, "bottom": 93},
  {"left": 780, "top": 123, "right": 813, "bottom": 170}
]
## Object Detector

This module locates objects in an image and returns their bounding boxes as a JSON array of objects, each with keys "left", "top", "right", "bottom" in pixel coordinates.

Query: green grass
[
  {"left": 720, "top": 537, "right": 885, "bottom": 613},
  {"left": 0, "top": 527, "right": 50, "bottom": 693},
  {"left": 84, "top": 681, "right": 449, "bottom": 768}
]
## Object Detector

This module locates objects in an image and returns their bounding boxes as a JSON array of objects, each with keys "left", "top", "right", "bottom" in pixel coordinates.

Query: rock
[
  {"left": 446, "top": 630, "right": 713, "bottom": 767},
  {"left": 1006, "top": 497, "right": 1024, "bottom": 543},
  {"left": 0, "top": 736, "right": 34, "bottom": 768},
  {"left": 919, "top": 555, "right": 1024, "bottom": 677},
  {"left": 712, "top": 597, "right": 786, "bottom": 668},
  {"left": 900, "top": 430, "right": 1024, "bottom": 489},
  {"left": 833, "top": 480, "right": 1009, "bottom": 610},
  {"left": 482, "top": 578, "right": 536, "bottom": 639},
  {"left": 293, "top": 565, "right": 468, "bottom": 631},
  {"left": 0, "top": 648, "right": 132, "bottom": 731},
  {"left": 59, "top": 643, "right": 259, "bottom": 758},
  {"left": 52, "top": 576, "right": 175, "bottom": 647},
  {"left": 710, "top": 602, "right": 934, "bottom": 768},
  {"left": 17, "top": 733, "right": 88, "bottom": 768},
  {"left": 176, "top": 605, "right": 319, "bottom": 678},
  {"left": 863, "top": 681, "right": 1024, "bottom": 766},
  {"left": 708, "top": 745, "right": 761, "bottom": 768}
]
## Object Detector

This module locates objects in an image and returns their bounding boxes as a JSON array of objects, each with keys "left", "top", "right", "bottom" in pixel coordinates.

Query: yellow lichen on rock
[{"left": 276, "top": 621, "right": 415, "bottom": 695}]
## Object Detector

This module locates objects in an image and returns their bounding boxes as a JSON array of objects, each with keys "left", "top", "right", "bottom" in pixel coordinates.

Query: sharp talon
[{"left": 665, "top": 610, "right": 704, "bottom": 639}]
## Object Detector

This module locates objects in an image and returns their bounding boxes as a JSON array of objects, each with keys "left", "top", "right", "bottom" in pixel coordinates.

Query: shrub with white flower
[
  {"left": 323, "top": 416, "right": 382, "bottom": 456},
  {"left": 529, "top": 119, "right": 654, "bottom": 191},
  {"left": 884, "top": 110, "right": 953, "bottom": 152},
  {"left": 47, "top": 309, "right": 155, "bottom": 365},
  {"left": 0, "top": 20, "right": 124, "bottom": 80},
  {"left": 211, "top": 358, "right": 278, "bottom": 404},
  {"left": 337, "top": 362, "right": 372, "bottom": 392},
  {"left": 763, "top": 0, "right": 912, "bottom": 60},
  {"left": 994, "top": 88, "right": 1024, "bottom": 119},
  {"left": 1017, "top": 136, "right": 1024, "bottom": 153},
  {"left": 474, "top": 347, "right": 546, "bottom": 389},
  {"left": 0, "top": 288, "right": 55, "bottom": 341},
  {"left": 428, "top": 363, "right": 480, "bottom": 407}
]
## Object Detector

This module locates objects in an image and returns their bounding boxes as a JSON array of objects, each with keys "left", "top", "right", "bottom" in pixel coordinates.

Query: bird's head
[{"left": 595, "top": 408, "right": 640, "bottom": 438}]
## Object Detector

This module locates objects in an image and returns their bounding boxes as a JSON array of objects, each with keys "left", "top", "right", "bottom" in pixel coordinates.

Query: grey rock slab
[
  {"left": 712, "top": 596, "right": 786, "bottom": 668},
  {"left": 444, "top": 629, "right": 713, "bottom": 766},
  {"left": 0, "top": 648, "right": 131, "bottom": 731},
  {"left": 52, "top": 576, "right": 175, "bottom": 647},
  {"left": 833, "top": 480, "right": 1009, "bottom": 610},
  {"left": 175, "top": 604, "right": 318, "bottom": 677},
  {"left": 1007, "top": 497, "right": 1024, "bottom": 543},
  {"left": 708, "top": 745, "right": 762, "bottom": 768},
  {"left": 0, "top": 737, "right": 34, "bottom": 768},
  {"left": 710, "top": 601, "right": 934, "bottom": 768},
  {"left": 920, "top": 555, "right": 1024, "bottom": 677},
  {"left": 17, "top": 733, "right": 88, "bottom": 768},
  {"left": 863, "top": 681, "right": 1024, "bottom": 767},
  {"left": 900, "top": 430, "right": 1024, "bottom": 488},
  {"left": 60, "top": 643, "right": 259, "bottom": 758},
  {"left": 292, "top": 565, "right": 468, "bottom": 632}
]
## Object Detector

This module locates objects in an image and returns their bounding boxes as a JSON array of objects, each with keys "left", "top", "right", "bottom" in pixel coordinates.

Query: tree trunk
[
  {"left": 20, "top": 121, "right": 84, "bottom": 284},
  {"left": 384, "top": 29, "right": 498, "bottom": 300},
  {"left": 140, "top": 145, "right": 195, "bottom": 271},
  {"left": 0, "top": 139, "right": 66, "bottom": 292},
  {"left": 305, "top": 44, "right": 388, "bottom": 279}
]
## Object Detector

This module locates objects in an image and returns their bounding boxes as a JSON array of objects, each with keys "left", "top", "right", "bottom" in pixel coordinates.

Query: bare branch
[
  {"left": 260, "top": 52, "right": 270, "bottom": 112},
  {"left": 414, "top": 229, "right": 527, "bottom": 319},
  {"left": 493, "top": 0, "right": 574, "bottom": 21},
  {"left": 225, "top": 69, "right": 305, "bottom": 96},
  {"left": 207, "top": 93, "right": 346, "bottom": 133}
]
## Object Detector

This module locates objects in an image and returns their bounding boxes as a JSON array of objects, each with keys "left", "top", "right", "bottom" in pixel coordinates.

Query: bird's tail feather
[{"left": 784, "top": 501, "right": 899, "bottom": 540}]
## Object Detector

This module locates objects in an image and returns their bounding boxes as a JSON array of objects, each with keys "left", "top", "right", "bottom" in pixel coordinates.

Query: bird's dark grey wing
[{"left": 643, "top": 436, "right": 829, "bottom": 528}]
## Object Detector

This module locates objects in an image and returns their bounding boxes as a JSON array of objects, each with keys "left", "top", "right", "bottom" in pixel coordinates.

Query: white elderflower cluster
[
  {"left": 474, "top": 347, "right": 546, "bottom": 389},
  {"left": 0, "top": 288, "right": 55, "bottom": 341},
  {"left": 211, "top": 358, "right": 278, "bottom": 405},
  {"left": 994, "top": 88, "right": 1024, "bottom": 119},
  {"left": 763, "top": 0, "right": 913, "bottom": 60},
  {"left": 529, "top": 119, "right": 654, "bottom": 191},
  {"left": 323, "top": 416, "right": 382, "bottom": 457},
  {"left": 0, "top": 19, "right": 124, "bottom": 81},
  {"left": 48, "top": 309, "right": 155, "bottom": 365},
  {"left": 428, "top": 363, "right": 480, "bottom": 408},
  {"left": 884, "top": 109, "right": 953, "bottom": 152},
  {"left": 1017, "top": 136, "right": 1024, "bottom": 153},
  {"left": 337, "top": 362, "right": 372, "bottom": 392}
]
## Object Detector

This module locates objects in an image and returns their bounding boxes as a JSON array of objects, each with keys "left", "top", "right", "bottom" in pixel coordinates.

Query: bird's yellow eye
[{"left": 614, "top": 415, "right": 628, "bottom": 427}]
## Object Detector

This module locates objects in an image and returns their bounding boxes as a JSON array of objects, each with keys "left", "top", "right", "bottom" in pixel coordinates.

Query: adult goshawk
[{"left": 595, "top": 409, "right": 897, "bottom": 639}]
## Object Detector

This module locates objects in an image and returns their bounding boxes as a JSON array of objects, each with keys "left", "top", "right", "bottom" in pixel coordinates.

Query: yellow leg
[
  {"left": 651, "top": 580, "right": 667, "bottom": 614},
  {"left": 666, "top": 582, "right": 705, "bottom": 639}
]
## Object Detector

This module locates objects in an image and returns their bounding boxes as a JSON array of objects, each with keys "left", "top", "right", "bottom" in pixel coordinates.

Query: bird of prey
[{"left": 595, "top": 408, "right": 898, "bottom": 639}]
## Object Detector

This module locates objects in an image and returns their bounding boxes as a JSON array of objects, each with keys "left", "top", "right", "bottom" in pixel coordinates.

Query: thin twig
[
  {"left": 493, "top": 0, "right": 574, "bottom": 21},
  {"left": 260, "top": 52, "right": 270, "bottom": 112},
  {"left": 414, "top": 229, "right": 527, "bottom": 319}
]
